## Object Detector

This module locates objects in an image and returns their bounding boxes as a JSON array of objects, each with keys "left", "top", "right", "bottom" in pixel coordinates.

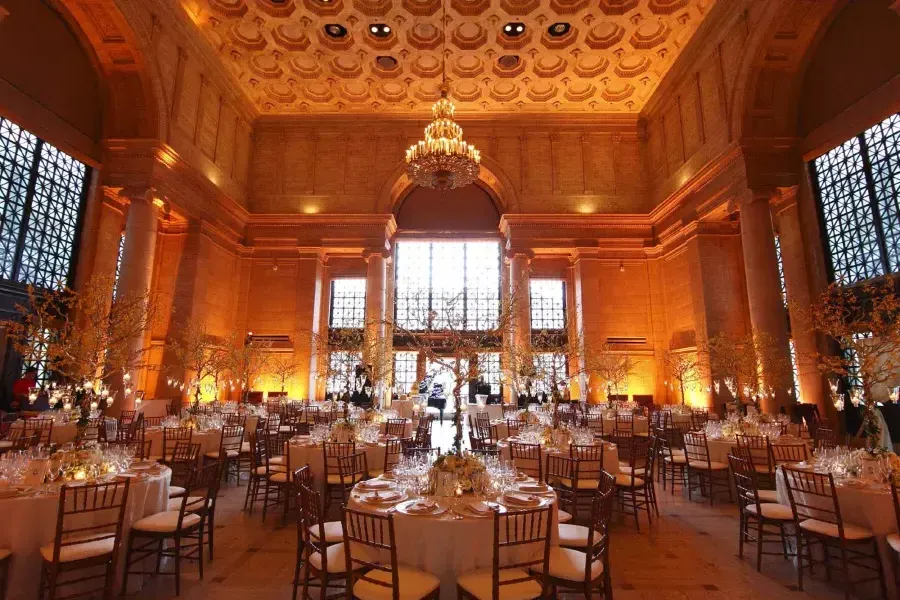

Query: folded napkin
[
  {"left": 365, "top": 490, "right": 402, "bottom": 503},
  {"left": 505, "top": 493, "right": 540, "bottom": 506},
  {"left": 518, "top": 483, "right": 548, "bottom": 493},
  {"left": 359, "top": 479, "right": 392, "bottom": 489},
  {"left": 407, "top": 498, "right": 437, "bottom": 513},
  {"left": 468, "top": 500, "right": 491, "bottom": 514}
]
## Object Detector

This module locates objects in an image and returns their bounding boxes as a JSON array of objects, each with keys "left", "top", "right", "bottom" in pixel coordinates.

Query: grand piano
[{"left": 420, "top": 380, "right": 447, "bottom": 423}]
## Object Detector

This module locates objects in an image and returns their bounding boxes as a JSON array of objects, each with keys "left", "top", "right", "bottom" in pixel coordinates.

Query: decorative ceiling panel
[{"left": 182, "top": 0, "right": 715, "bottom": 114}]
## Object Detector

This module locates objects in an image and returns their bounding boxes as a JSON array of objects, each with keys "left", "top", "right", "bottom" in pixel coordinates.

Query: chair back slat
[
  {"left": 781, "top": 466, "right": 844, "bottom": 527},
  {"left": 509, "top": 442, "right": 543, "bottom": 480}
]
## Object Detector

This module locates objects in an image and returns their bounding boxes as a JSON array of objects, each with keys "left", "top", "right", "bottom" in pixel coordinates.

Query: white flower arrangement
[
  {"left": 432, "top": 451, "right": 486, "bottom": 492},
  {"left": 329, "top": 418, "right": 358, "bottom": 443}
]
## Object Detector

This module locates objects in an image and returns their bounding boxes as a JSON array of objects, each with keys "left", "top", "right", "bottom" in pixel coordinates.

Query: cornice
[
  {"left": 500, "top": 214, "right": 653, "bottom": 235},
  {"left": 246, "top": 213, "right": 397, "bottom": 235}
]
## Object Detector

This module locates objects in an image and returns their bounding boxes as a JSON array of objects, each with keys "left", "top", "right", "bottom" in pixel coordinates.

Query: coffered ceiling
[{"left": 181, "top": 0, "right": 715, "bottom": 114}]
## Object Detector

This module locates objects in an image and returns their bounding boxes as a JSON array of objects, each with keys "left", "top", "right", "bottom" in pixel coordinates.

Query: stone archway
[
  {"left": 377, "top": 153, "right": 520, "bottom": 218},
  {"left": 51, "top": 0, "right": 165, "bottom": 140}
]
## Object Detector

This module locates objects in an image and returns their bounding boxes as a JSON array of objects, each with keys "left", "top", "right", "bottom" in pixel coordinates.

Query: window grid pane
[
  {"left": 329, "top": 278, "right": 367, "bottom": 329},
  {"left": 774, "top": 235, "right": 787, "bottom": 308},
  {"left": 393, "top": 351, "right": 418, "bottom": 395},
  {"left": 0, "top": 119, "right": 37, "bottom": 279},
  {"left": 20, "top": 144, "right": 85, "bottom": 288},
  {"left": 327, "top": 351, "right": 361, "bottom": 394},
  {"left": 533, "top": 352, "right": 567, "bottom": 394},
  {"left": 530, "top": 279, "right": 566, "bottom": 330},
  {"left": 477, "top": 352, "right": 501, "bottom": 395},
  {"left": 814, "top": 135, "right": 884, "bottom": 284},
  {"left": 864, "top": 114, "right": 900, "bottom": 272},
  {"left": 395, "top": 240, "right": 500, "bottom": 331}
]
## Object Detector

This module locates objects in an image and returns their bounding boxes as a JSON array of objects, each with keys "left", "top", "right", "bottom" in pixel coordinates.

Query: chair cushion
[
  {"left": 745, "top": 503, "right": 793, "bottom": 520},
  {"left": 756, "top": 489, "right": 779, "bottom": 503},
  {"left": 166, "top": 496, "right": 207, "bottom": 512},
  {"left": 0, "top": 441, "right": 12, "bottom": 449},
  {"left": 617, "top": 465, "right": 646, "bottom": 476},
  {"left": 557, "top": 510, "right": 572, "bottom": 524},
  {"left": 269, "top": 472, "right": 290, "bottom": 483},
  {"left": 205, "top": 450, "right": 239, "bottom": 459},
  {"left": 541, "top": 547, "right": 603, "bottom": 582},
  {"left": 887, "top": 533, "right": 900, "bottom": 554},
  {"left": 269, "top": 456, "right": 286, "bottom": 466},
  {"left": 557, "top": 477, "right": 601, "bottom": 490},
  {"left": 799, "top": 518, "right": 874, "bottom": 541},
  {"left": 40, "top": 534, "right": 115, "bottom": 563},
  {"left": 457, "top": 568, "right": 542, "bottom": 600},
  {"left": 168, "top": 486, "right": 186, "bottom": 498},
  {"left": 241, "top": 442, "right": 251, "bottom": 453},
  {"left": 688, "top": 460, "right": 728, "bottom": 471},
  {"left": 133, "top": 510, "right": 201, "bottom": 533},
  {"left": 664, "top": 455, "right": 687, "bottom": 464},
  {"left": 310, "top": 521, "right": 344, "bottom": 544},
  {"left": 254, "top": 465, "right": 287, "bottom": 475},
  {"left": 558, "top": 524, "right": 603, "bottom": 548},
  {"left": 614, "top": 474, "right": 645, "bottom": 487},
  {"left": 326, "top": 473, "right": 365, "bottom": 485},
  {"left": 309, "top": 542, "right": 352, "bottom": 574},
  {"left": 353, "top": 565, "right": 440, "bottom": 600}
]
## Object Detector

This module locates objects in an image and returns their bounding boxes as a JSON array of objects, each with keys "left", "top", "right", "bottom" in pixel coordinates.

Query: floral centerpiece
[
  {"left": 431, "top": 451, "right": 486, "bottom": 494},
  {"left": 54, "top": 447, "right": 106, "bottom": 481},
  {"left": 516, "top": 409, "right": 541, "bottom": 425},
  {"left": 540, "top": 424, "right": 571, "bottom": 448},
  {"left": 886, "top": 452, "right": 900, "bottom": 485},
  {"left": 330, "top": 418, "right": 358, "bottom": 443},
  {"left": 714, "top": 415, "right": 760, "bottom": 439}
]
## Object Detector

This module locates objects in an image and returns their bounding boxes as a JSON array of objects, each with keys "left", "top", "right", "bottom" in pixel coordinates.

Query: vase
[{"left": 434, "top": 471, "right": 458, "bottom": 497}]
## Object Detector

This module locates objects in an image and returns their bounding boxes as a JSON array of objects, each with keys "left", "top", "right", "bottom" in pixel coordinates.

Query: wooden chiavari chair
[
  {"left": 659, "top": 427, "right": 687, "bottom": 495},
  {"left": 25, "top": 418, "right": 54, "bottom": 446},
  {"left": 384, "top": 418, "right": 407, "bottom": 438},
  {"left": 735, "top": 434, "right": 776, "bottom": 488},
  {"left": 244, "top": 431, "right": 273, "bottom": 514},
  {"left": 614, "top": 412, "right": 633, "bottom": 434},
  {"left": 728, "top": 453, "right": 793, "bottom": 572},
  {"left": 122, "top": 462, "right": 218, "bottom": 595},
  {"left": 322, "top": 441, "right": 357, "bottom": 512},
  {"left": 545, "top": 455, "right": 578, "bottom": 520},
  {"left": 118, "top": 410, "right": 137, "bottom": 430},
  {"left": 0, "top": 428, "right": 37, "bottom": 455},
  {"left": 769, "top": 441, "right": 809, "bottom": 465},
  {"left": 690, "top": 409, "right": 709, "bottom": 431},
  {"left": 371, "top": 438, "right": 403, "bottom": 478},
  {"left": 263, "top": 434, "right": 294, "bottom": 524},
  {"left": 614, "top": 436, "right": 657, "bottom": 531},
  {"left": 168, "top": 442, "right": 202, "bottom": 500},
  {"left": 782, "top": 466, "right": 887, "bottom": 598},
  {"left": 457, "top": 505, "right": 552, "bottom": 600},
  {"left": 343, "top": 508, "right": 440, "bottom": 599},
  {"left": 100, "top": 419, "right": 117, "bottom": 443},
  {"left": 813, "top": 426, "right": 836, "bottom": 450},
  {"left": 509, "top": 441, "right": 543, "bottom": 480},
  {"left": 165, "top": 458, "right": 225, "bottom": 561},
  {"left": 683, "top": 432, "right": 731, "bottom": 505},
  {"left": 205, "top": 424, "right": 244, "bottom": 483},
  {"left": 39, "top": 479, "right": 131, "bottom": 600},
  {"left": 538, "top": 484, "right": 613, "bottom": 598},
  {"left": 336, "top": 452, "right": 369, "bottom": 507},
  {"left": 506, "top": 418, "right": 524, "bottom": 438},
  {"left": 295, "top": 483, "right": 357, "bottom": 600},
  {"left": 159, "top": 426, "right": 193, "bottom": 464}
]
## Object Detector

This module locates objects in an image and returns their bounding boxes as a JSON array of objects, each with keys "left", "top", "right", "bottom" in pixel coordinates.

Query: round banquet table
[
  {"left": 347, "top": 479, "right": 559, "bottom": 600},
  {"left": 288, "top": 439, "right": 387, "bottom": 493},
  {"left": 705, "top": 436, "right": 808, "bottom": 465},
  {"left": 391, "top": 399, "right": 415, "bottom": 419},
  {"left": 775, "top": 466, "right": 897, "bottom": 599},
  {"left": 144, "top": 427, "right": 222, "bottom": 463},
  {"left": 497, "top": 439, "right": 620, "bottom": 475},
  {"left": 0, "top": 466, "right": 171, "bottom": 600},
  {"left": 467, "top": 404, "right": 503, "bottom": 421}
]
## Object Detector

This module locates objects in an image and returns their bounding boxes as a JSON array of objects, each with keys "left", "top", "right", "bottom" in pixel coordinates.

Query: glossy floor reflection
[{"left": 128, "top": 421, "right": 851, "bottom": 600}]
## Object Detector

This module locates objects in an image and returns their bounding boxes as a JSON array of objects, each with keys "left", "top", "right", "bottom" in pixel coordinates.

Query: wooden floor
[{"left": 128, "top": 422, "right": 858, "bottom": 600}]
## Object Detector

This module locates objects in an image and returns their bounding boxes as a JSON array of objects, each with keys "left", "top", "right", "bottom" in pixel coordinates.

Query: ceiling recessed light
[
  {"left": 498, "top": 55, "right": 520, "bottom": 68},
  {"left": 370, "top": 23, "right": 391, "bottom": 38},
  {"left": 324, "top": 23, "right": 348, "bottom": 38},
  {"left": 503, "top": 22, "right": 525, "bottom": 37},
  {"left": 547, "top": 22, "right": 570, "bottom": 37},
  {"left": 376, "top": 56, "right": 398, "bottom": 69}
]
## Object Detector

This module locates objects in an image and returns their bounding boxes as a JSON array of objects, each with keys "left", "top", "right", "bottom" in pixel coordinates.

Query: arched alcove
[
  {"left": 395, "top": 184, "right": 500, "bottom": 231},
  {"left": 0, "top": 0, "right": 102, "bottom": 148}
]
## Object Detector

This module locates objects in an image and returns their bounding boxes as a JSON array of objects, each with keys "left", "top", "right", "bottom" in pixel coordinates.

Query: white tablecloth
[
  {"left": 9, "top": 420, "right": 78, "bottom": 445},
  {"left": 288, "top": 440, "right": 387, "bottom": 493},
  {"left": 497, "top": 440, "right": 620, "bottom": 475},
  {"left": 377, "top": 419, "right": 414, "bottom": 439},
  {"left": 468, "top": 404, "right": 503, "bottom": 420},
  {"left": 392, "top": 400, "right": 415, "bottom": 419},
  {"left": 775, "top": 467, "right": 896, "bottom": 599},
  {"left": 706, "top": 436, "right": 808, "bottom": 465},
  {"left": 348, "top": 483, "right": 559, "bottom": 600},
  {"left": 0, "top": 467, "right": 171, "bottom": 600}
]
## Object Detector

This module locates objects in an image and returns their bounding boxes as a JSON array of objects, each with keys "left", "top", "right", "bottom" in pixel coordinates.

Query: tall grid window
[
  {"left": 0, "top": 117, "right": 89, "bottom": 288},
  {"left": 327, "top": 351, "right": 361, "bottom": 394},
  {"left": 477, "top": 352, "right": 502, "bottom": 395},
  {"left": 533, "top": 353, "right": 567, "bottom": 394},
  {"left": 329, "top": 278, "right": 367, "bottom": 329},
  {"left": 811, "top": 113, "right": 900, "bottom": 285},
  {"left": 394, "top": 240, "right": 500, "bottom": 331},
  {"left": 393, "top": 351, "right": 418, "bottom": 395},
  {"left": 530, "top": 279, "right": 566, "bottom": 330},
  {"left": 774, "top": 235, "right": 799, "bottom": 398},
  {"left": 774, "top": 235, "right": 788, "bottom": 308}
]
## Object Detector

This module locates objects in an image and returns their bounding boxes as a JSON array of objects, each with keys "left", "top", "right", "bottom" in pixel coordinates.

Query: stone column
[
  {"left": 573, "top": 252, "right": 604, "bottom": 404},
  {"left": 365, "top": 251, "right": 387, "bottom": 405},
  {"left": 509, "top": 252, "right": 531, "bottom": 404},
  {"left": 114, "top": 187, "right": 160, "bottom": 412},
  {"left": 740, "top": 189, "right": 794, "bottom": 414},
  {"left": 773, "top": 187, "right": 826, "bottom": 414},
  {"left": 565, "top": 261, "right": 584, "bottom": 399}
]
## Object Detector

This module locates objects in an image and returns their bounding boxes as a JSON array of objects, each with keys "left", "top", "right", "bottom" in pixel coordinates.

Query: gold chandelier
[
  {"left": 405, "top": 89, "right": 481, "bottom": 190},
  {"left": 404, "top": 0, "right": 480, "bottom": 190}
]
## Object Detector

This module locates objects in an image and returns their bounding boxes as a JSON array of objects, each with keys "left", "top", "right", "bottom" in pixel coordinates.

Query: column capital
[
  {"left": 117, "top": 186, "right": 164, "bottom": 208},
  {"left": 743, "top": 187, "right": 779, "bottom": 207},
  {"left": 505, "top": 248, "right": 534, "bottom": 261},
  {"left": 771, "top": 185, "right": 801, "bottom": 213},
  {"left": 363, "top": 248, "right": 390, "bottom": 262}
]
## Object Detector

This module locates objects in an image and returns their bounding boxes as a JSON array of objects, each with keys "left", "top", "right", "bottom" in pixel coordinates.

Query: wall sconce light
[
  {"left": 619, "top": 261, "right": 625, "bottom": 272},
  {"left": 272, "top": 258, "right": 279, "bottom": 272}
]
